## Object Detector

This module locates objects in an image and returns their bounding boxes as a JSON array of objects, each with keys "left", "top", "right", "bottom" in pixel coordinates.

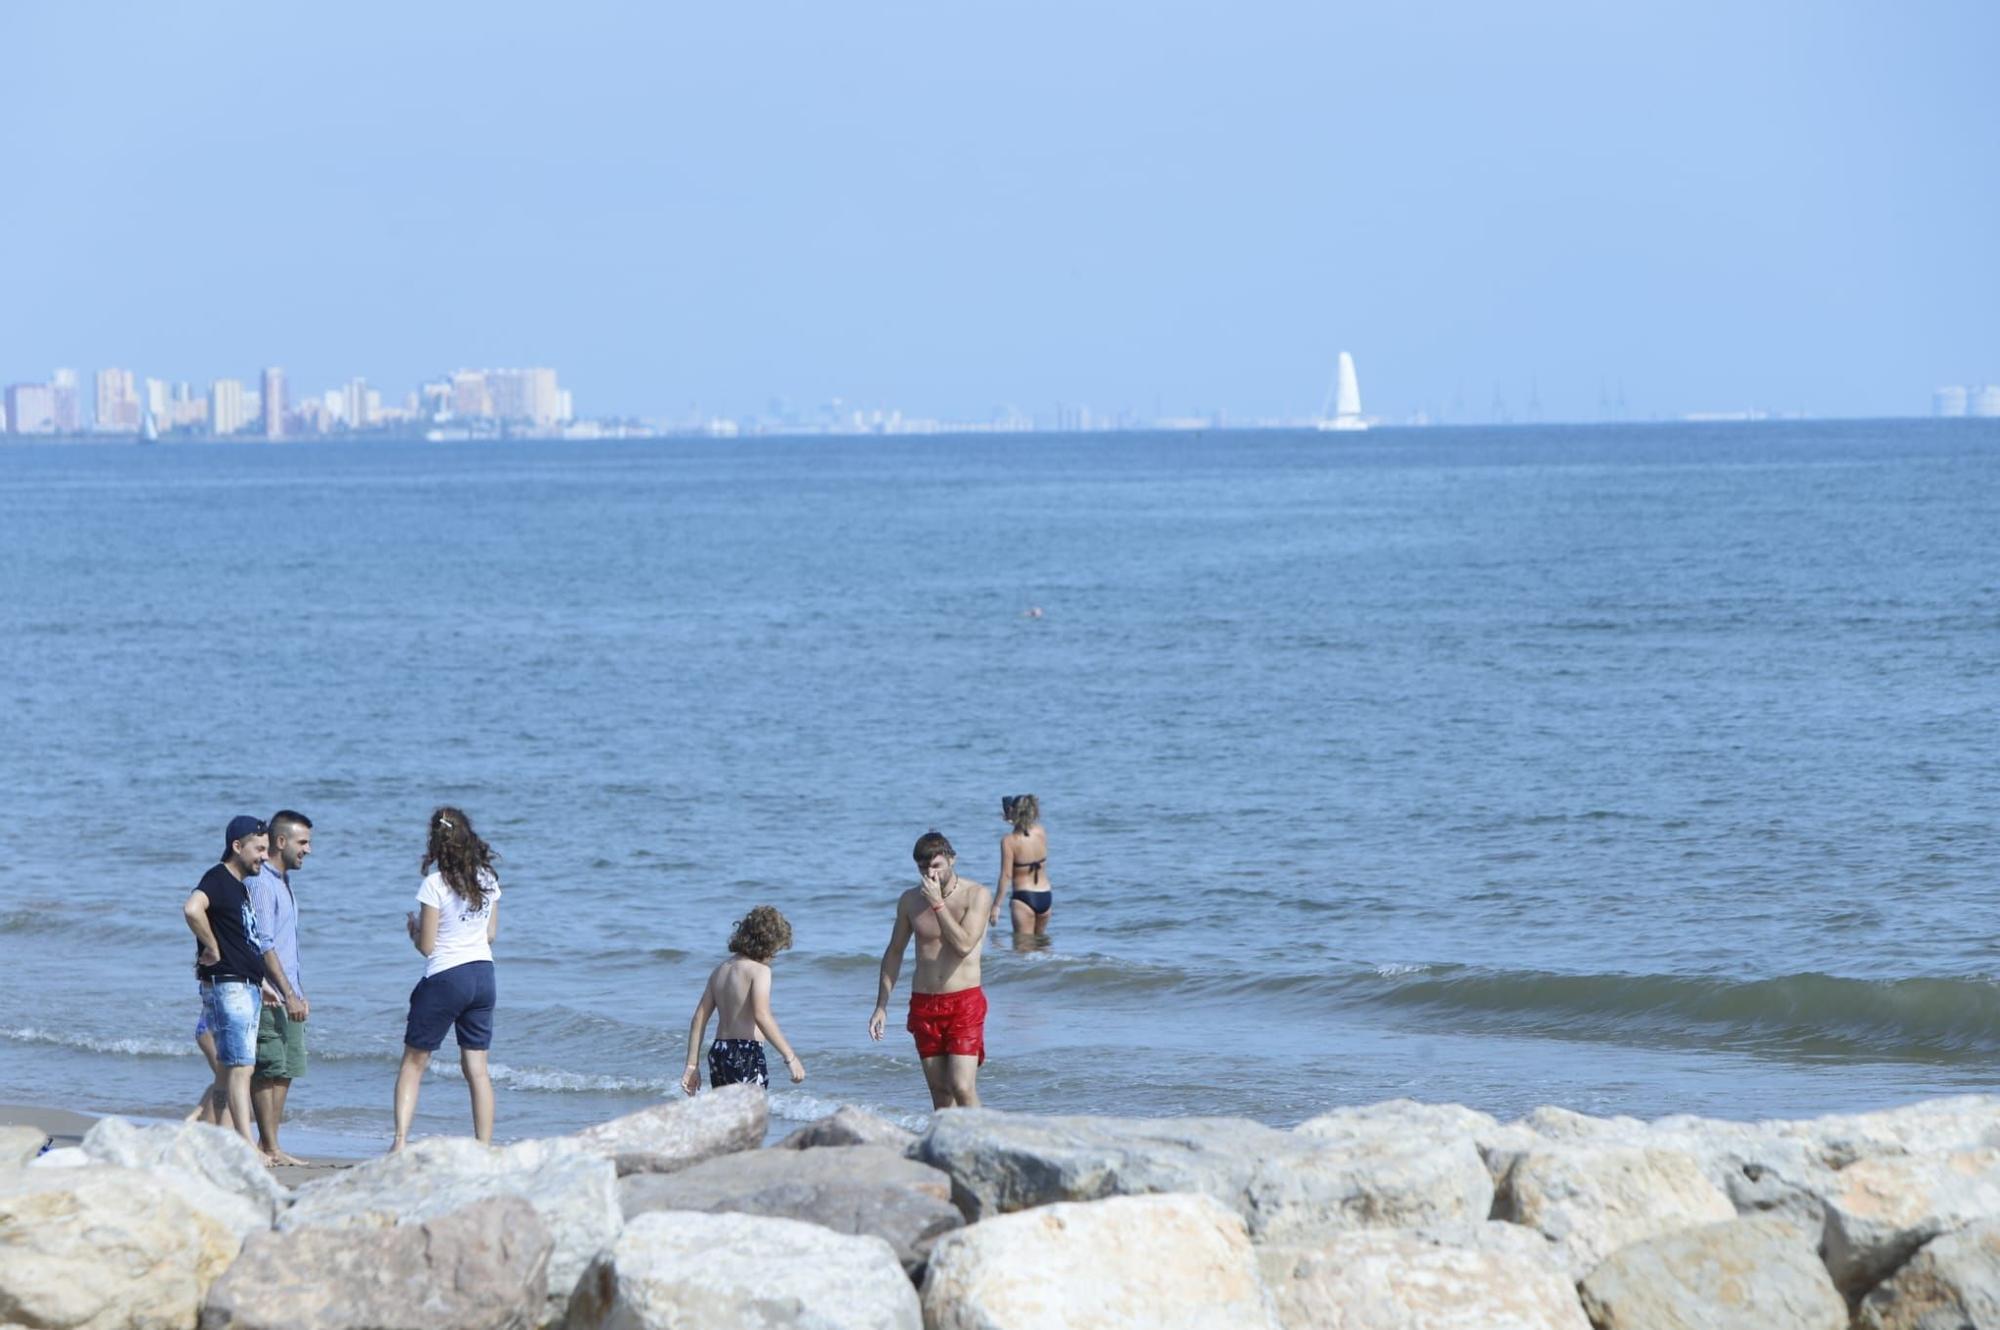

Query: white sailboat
[{"left": 1315, "top": 351, "right": 1368, "bottom": 431}]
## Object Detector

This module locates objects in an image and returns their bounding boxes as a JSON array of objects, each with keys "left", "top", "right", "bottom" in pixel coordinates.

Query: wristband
[{"left": 930, "top": 903, "right": 944, "bottom": 912}]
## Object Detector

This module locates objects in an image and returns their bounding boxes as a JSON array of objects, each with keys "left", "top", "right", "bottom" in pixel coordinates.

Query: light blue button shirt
[{"left": 248, "top": 862, "right": 303, "bottom": 998}]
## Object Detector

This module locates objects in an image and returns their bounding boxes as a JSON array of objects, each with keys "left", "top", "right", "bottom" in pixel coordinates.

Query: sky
[{"left": 3, "top": 2, "right": 1996, "bottom": 423}]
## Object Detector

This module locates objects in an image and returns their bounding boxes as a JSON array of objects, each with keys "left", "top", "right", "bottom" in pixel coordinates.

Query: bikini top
[{"left": 1015, "top": 858, "right": 1044, "bottom": 883}]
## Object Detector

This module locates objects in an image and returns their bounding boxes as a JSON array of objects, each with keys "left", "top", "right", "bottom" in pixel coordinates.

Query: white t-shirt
[{"left": 415, "top": 870, "right": 500, "bottom": 978}]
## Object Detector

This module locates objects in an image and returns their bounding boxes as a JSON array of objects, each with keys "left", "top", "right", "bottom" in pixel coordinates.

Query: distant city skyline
[
  {"left": 3, "top": 364, "right": 574, "bottom": 439},
  {"left": 6, "top": 351, "right": 1998, "bottom": 440}
]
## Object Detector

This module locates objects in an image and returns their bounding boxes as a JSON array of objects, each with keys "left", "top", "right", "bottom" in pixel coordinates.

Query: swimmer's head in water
[{"left": 913, "top": 830, "right": 955, "bottom": 878}]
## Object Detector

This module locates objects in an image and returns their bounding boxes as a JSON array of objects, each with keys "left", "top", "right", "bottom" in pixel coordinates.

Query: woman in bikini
[{"left": 990, "top": 794, "right": 1054, "bottom": 937}]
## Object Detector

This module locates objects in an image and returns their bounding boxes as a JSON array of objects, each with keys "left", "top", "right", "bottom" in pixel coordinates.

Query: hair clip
[{"left": 438, "top": 817, "right": 453, "bottom": 829}]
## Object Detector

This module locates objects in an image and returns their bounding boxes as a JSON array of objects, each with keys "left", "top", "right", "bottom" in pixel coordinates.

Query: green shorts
[{"left": 255, "top": 1006, "right": 307, "bottom": 1081}]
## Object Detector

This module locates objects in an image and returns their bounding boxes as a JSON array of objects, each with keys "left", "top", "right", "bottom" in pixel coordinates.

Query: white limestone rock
[{"left": 921, "top": 1192, "right": 1281, "bottom": 1330}]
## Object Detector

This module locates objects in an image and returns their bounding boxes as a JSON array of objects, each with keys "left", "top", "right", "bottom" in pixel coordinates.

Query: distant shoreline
[{"left": 0, "top": 414, "right": 1988, "bottom": 448}]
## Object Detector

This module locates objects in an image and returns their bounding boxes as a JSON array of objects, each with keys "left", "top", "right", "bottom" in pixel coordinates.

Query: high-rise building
[
  {"left": 479, "top": 368, "right": 566, "bottom": 428},
  {"left": 450, "top": 370, "right": 491, "bottom": 418},
  {"left": 145, "top": 378, "right": 171, "bottom": 421},
  {"left": 210, "top": 379, "right": 249, "bottom": 435},
  {"left": 343, "top": 378, "right": 371, "bottom": 430},
  {"left": 523, "top": 368, "right": 563, "bottom": 427},
  {"left": 261, "top": 367, "right": 286, "bottom": 438},
  {"left": 1934, "top": 386, "right": 1969, "bottom": 417},
  {"left": 5, "top": 383, "right": 57, "bottom": 434},
  {"left": 50, "top": 369, "right": 80, "bottom": 433},
  {"left": 1972, "top": 386, "right": 2000, "bottom": 419},
  {"left": 94, "top": 368, "right": 140, "bottom": 433}
]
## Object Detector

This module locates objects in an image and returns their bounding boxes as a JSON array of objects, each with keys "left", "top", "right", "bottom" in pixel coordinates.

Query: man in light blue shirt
[{"left": 248, "top": 809, "right": 313, "bottom": 1164}]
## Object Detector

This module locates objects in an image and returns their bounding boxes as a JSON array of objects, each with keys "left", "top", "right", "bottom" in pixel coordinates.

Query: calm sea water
[{"left": 2, "top": 421, "right": 1997, "bottom": 1157}]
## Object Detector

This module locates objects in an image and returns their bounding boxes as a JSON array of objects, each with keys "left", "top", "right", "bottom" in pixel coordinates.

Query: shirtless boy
[
  {"left": 680, "top": 905, "right": 806, "bottom": 1094},
  {"left": 869, "top": 831, "right": 994, "bottom": 1109}
]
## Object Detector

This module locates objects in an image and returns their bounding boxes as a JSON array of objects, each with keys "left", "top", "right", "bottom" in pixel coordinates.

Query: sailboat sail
[{"left": 1316, "top": 351, "right": 1368, "bottom": 431}]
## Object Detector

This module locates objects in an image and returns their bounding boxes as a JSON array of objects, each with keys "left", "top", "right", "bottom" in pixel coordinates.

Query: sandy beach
[{"left": 0, "top": 1100, "right": 349, "bottom": 1188}]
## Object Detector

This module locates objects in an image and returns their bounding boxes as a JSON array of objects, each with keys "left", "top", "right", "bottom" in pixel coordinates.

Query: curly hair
[
  {"left": 422, "top": 805, "right": 499, "bottom": 910},
  {"left": 1004, "top": 794, "right": 1040, "bottom": 835},
  {"left": 728, "top": 905, "right": 793, "bottom": 962}
]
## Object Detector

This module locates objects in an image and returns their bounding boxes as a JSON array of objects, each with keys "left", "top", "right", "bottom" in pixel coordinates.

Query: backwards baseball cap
[{"left": 222, "top": 815, "right": 267, "bottom": 858}]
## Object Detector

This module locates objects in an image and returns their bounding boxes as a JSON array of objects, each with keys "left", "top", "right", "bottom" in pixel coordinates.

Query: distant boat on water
[
  {"left": 139, "top": 411, "right": 159, "bottom": 443},
  {"left": 1315, "top": 351, "right": 1368, "bottom": 432}
]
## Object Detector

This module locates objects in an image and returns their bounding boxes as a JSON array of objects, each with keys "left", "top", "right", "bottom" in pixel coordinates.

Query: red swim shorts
[{"left": 907, "top": 986, "right": 987, "bottom": 1065}]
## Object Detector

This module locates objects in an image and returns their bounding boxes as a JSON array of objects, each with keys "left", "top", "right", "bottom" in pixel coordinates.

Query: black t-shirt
[{"left": 194, "top": 862, "right": 268, "bottom": 983}]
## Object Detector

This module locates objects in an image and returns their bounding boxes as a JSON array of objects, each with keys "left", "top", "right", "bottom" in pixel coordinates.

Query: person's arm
[
  {"left": 930, "top": 885, "right": 994, "bottom": 955},
  {"left": 260, "top": 949, "right": 309, "bottom": 1021},
  {"left": 486, "top": 896, "right": 501, "bottom": 943},
  {"left": 405, "top": 903, "right": 440, "bottom": 956},
  {"left": 868, "top": 900, "right": 915, "bottom": 1040},
  {"left": 680, "top": 973, "right": 716, "bottom": 1096},
  {"left": 751, "top": 966, "right": 804, "bottom": 1083},
  {"left": 183, "top": 890, "right": 221, "bottom": 968},
  {"left": 250, "top": 879, "right": 283, "bottom": 1006},
  {"left": 990, "top": 838, "right": 1014, "bottom": 924}
]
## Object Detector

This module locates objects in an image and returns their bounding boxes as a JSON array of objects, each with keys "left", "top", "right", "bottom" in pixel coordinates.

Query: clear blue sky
[{"left": 4, "top": 2, "right": 1995, "bottom": 422}]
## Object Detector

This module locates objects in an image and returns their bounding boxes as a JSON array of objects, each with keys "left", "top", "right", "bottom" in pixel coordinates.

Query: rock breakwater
[{"left": 7, "top": 1093, "right": 2000, "bottom": 1328}]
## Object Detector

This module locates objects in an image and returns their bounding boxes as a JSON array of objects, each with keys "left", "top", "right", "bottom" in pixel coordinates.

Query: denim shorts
[
  {"left": 200, "top": 979, "right": 262, "bottom": 1067},
  {"left": 404, "top": 960, "right": 497, "bottom": 1052}
]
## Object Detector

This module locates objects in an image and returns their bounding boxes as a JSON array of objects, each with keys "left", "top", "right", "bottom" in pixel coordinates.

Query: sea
[{"left": 1, "top": 420, "right": 1996, "bottom": 1158}]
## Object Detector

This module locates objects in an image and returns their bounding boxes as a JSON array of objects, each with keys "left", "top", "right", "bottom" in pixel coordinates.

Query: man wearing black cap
[{"left": 182, "top": 816, "right": 309, "bottom": 1145}]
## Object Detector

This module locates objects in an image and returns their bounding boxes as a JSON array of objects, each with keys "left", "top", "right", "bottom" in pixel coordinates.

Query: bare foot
[{"left": 264, "top": 1148, "right": 307, "bottom": 1166}]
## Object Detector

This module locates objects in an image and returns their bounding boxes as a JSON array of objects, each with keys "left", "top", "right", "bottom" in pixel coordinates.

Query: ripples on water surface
[{"left": 1, "top": 421, "right": 1996, "bottom": 1154}]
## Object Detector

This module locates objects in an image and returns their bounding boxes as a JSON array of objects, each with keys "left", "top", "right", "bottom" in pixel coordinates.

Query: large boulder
[
  {"left": 1295, "top": 1099, "right": 1505, "bottom": 1145},
  {"left": 83, "top": 1116, "right": 288, "bottom": 1237},
  {"left": 1256, "top": 1225, "right": 1591, "bottom": 1330},
  {"left": 281, "top": 1136, "right": 617, "bottom": 1326},
  {"left": 1, "top": 1124, "right": 49, "bottom": 1166},
  {"left": 916, "top": 1110, "right": 1492, "bottom": 1243},
  {"left": 1774, "top": 1097, "right": 2000, "bottom": 1170},
  {"left": 0, "top": 1163, "right": 240, "bottom": 1330},
  {"left": 200, "top": 1195, "right": 551, "bottom": 1330},
  {"left": 1821, "top": 1148, "right": 2000, "bottom": 1298},
  {"left": 1577, "top": 1215, "right": 1845, "bottom": 1330},
  {"left": 921, "top": 1192, "right": 1280, "bottom": 1330},
  {"left": 1484, "top": 1107, "right": 1835, "bottom": 1230},
  {"left": 572, "top": 1082, "right": 767, "bottom": 1175},
  {"left": 1857, "top": 1216, "right": 2000, "bottom": 1330},
  {"left": 564, "top": 1209, "right": 919, "bottom": 1329},
  {"left": 619, "top": 1145, "right": 961, "bottom": 1277},
  {"left": 1493, "top": 1144, "right": 1735, "bottom": 1277},
  {"left": 1642, "top": 1120, "right": 1834, "bottom": 1230},
  {"left": 778, "top": 1105, "right": 919, "bottom": 1153}
]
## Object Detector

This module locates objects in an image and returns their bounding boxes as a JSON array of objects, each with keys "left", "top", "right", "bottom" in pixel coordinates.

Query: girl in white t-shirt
[{"left": 391, "top": 806, "right": 502, "bottom": 1150}]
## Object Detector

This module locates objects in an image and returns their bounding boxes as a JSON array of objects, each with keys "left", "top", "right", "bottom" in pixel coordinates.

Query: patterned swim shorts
[{"left": 708, "top": 1038, "right": 769, "bottom": 1089}]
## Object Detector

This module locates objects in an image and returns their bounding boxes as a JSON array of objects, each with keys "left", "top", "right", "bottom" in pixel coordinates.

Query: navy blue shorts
[{"left": 404, "top": 961, "right": 496, "bottom": 1052}]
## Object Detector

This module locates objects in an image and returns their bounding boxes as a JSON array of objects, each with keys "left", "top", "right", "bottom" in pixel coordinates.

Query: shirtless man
[{"left": 869, "top": 830, "right": 994, "bottom": 1109}]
